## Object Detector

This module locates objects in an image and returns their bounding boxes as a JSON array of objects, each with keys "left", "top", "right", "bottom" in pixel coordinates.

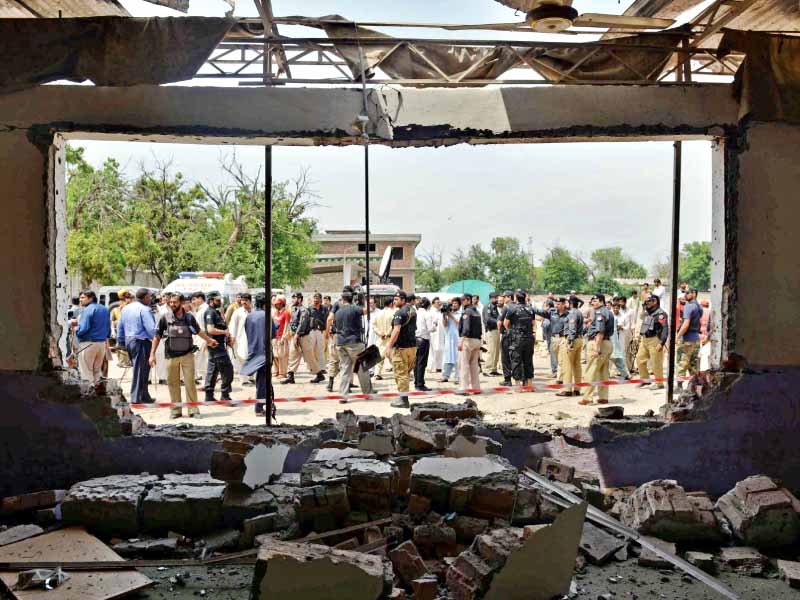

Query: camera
[{"left": 440, "top": 303, "right": 452, "bottom": 314}]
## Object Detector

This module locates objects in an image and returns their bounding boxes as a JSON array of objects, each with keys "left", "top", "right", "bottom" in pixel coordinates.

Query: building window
[
  {"left": 357, "top": 243, "right": 376, "bottom": 252},
  {"left": 391, "top": 247, "right": 404, "bottom": 260},
  {"left": 388, "top": 276, "right": 403, "bottom": 288}
]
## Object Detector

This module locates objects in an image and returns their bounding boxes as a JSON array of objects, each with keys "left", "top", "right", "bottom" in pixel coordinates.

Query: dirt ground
[
  {"left": 133, "top": 560, "right": 797, "bottom": 600},
  {"left": 116, "top": 348, "right": 670, "bottom": 430}
]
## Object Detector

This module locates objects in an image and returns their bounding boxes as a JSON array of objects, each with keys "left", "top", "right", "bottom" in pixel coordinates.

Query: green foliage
[
  {"left": 591, "top": 274, "right": 628, "bottom": 297},
  {"left": 680, "top": 241, "right": 712, "bottom": 290},
  {"left": 541, "top": 246, "right": 589, "bottom": 293},
  {"left": 65, "top": 147, "right": 318, "bottom": 289},
  {"left": 433, "top": 237, "right": 535, "bottom": 292},
  {"left": 415, "top": 249, "right": 446, "bottom": 292},
  {"left": 590, "top": 246, "right": 647, "bottom": 279}
]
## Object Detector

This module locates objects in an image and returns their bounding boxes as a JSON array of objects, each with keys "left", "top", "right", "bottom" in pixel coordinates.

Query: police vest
[
  {"left": 686, "top": 301, "right": 702, "bottom": 334},
  {"left": 510, "top": 305, "right": 534, "bottom": 338},
  {"left": 461, "top": 307, "right": 483, "bottom": 339},
  {"left": 641, "top": 309, "right": 667, "bottom": 337}
]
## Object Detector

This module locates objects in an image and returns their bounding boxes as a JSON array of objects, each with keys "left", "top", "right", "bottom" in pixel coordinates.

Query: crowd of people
[{"left": 66, "top": 278, "right": 712, "bottom": 417}]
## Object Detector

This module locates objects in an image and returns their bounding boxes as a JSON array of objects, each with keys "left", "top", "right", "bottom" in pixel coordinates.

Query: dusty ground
[
  {"left": 132, "top": 561, "right": 797, "bottom": 600},
  {"left": 115, "top": 349, "right": 670, "bottom": 429}
]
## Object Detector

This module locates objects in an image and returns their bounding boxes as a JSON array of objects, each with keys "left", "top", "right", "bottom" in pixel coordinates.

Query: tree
[
  {"left": 680, "top": 241, "right": 712, "bottom": 290},
  {"left": 541, "top": 246, "right": 589, "bottom": 293},
  {"left": 415, "top": 247, "right": 446, "bottom": 291},
  {"left": 590, "top": 246, "right": 647, "bottom": 279},
  {"left": 486, "top": 236, "right": 535, "bottom": 292},
  {"left": 443, "top": 244, "right": 490, "bottom": 284}
]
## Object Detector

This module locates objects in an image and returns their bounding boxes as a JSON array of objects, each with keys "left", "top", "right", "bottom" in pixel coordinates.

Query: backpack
[{"left": 165, "top": 312, "right": 194, "bottom": 355}]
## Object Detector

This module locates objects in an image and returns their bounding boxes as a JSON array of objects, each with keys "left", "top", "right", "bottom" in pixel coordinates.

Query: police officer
[
  {"left": 482, "top": 292, "right": 501, "bottom": 376},
  {"left": 636, "top": 294, "right": 670, "bottom": 390},
  {"left": 580, "top": 294, "right": 615, "bottom": 405},
  {"left": 676, "top": 288, "right": 702, "bottom": 383},
  {"left": 503, "top": 290, "right": 536, "bottom": 385},
  {"left": 282, "top": 292, "right": 324, "bottom": 384},
  {"left": 545, "top": 297, "right": 568, "bottom": 384},
  {"left": 497, "top": 290, "right": 515, "bottom": 385},
  {"left": 557, "top": 296, "right": 585, "bottom": 397},
  {"left": 308, "top": 292, "right": 328, "bottom": 375},
  {"left": 459, "top": 293, "right": 483, "bottom": 392},
  {"left": 203, "top": 291, "right": 235, "bottom": 402}
]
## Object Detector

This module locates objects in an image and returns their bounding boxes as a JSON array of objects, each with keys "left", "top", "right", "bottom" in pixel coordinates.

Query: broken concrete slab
[
  {"left": 296, "top": 484, "right": 350, "bottom": 534},
  {"left": 579, "top": 522, "right": 626, "bottom": 565},
  {"left": 637, "top": 535, "right": 676, "bottom": 569},
  {"left": 243, "top": 443, "right": 291, "bottom": 490},
  {"left": 620, "top": 479, "right": 725, "bottom": 543},
  {"left": 0, "top": 524, "right": 43, "bottom": 547},
  {"left": 413, "top": 524, "right": 457, "bottom": 558},
  {"left": 411, "top": 576, "right": 438, "bottom": 600},
  {"left": 718, "top": 546, "right": 768, "bottom": 576},
  {"left": 241, "top": 513, "right": 278, "bottom": 549},
  {"left": 222, "top": 482, "right": 296, "bottom": 527},
  {"left": 448, "top": 515, "right": 489, "bottom": 544},
  {"left": 410, "top": 401, "right": 479, "bottom": 421},
  {"left": 359, "top": 432, "right": 395, "bottom": 456},
  {"left": 61, "top": 474, "right": 159, "bottom": 537},
  {"left": 391, "top": 415, "right": 449, "bottom": 453},
  {"left": 410, "top": 456, "right": 518, "bottom": 520},
  {"left": 777, "top": 559, "right": 800, "bottom": 588},
  {"left": 716, "top": 474, "right": 800, "bottom": 549},
  {"left": 389, "top": 540, "right": 429, "bottom": 587},
  {"left": 444, "top": 435, "right": 502, "bottom": 458},
  {"left": 198, "top": 528, "right": 240, "bottom": 554},
  {"left": 685, "top": 551, "right": 716, "bottom": 573},
  {"left": 0, "top": 489, "right": 65, "bottom": 516},
  {"left": 347, "top": 459, "right": 399, "bottom": 516},
  {"left": 112, "top": 537, "right": 180, "bottom": 557},
  {"left": 141, "top": 473, "right": 225, "bottom": 536},
  {"left": 251, "top": 540, "right": 394, "bottom": 600},
  {"left": 210, "top": 450, "right": 246, "bottom": 483}
]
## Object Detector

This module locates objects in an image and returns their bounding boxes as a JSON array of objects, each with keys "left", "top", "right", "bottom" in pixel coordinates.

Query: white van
[{"left": 162, "top": 272, "right": 249, "bottom": 304}]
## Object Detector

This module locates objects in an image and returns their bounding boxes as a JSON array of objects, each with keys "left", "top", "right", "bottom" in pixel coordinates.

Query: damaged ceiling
[{"left": 0, "top": 0, "right": 129, "bottom": 17}]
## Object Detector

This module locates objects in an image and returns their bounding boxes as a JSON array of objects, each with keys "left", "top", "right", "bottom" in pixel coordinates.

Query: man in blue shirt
[
  {"left": 117, "top": 288, "right": 157, "bottom": 404},
  {"left": 676, "top": 287, "right": 703, "bottom": 380},
  {"left": 73, "top": 290, "right": 111, "bottom": 384}
]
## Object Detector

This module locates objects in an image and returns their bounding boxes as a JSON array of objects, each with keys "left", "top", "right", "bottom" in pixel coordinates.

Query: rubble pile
[{"left": 3, "top": 402, "right": 800, "bottom": 599}]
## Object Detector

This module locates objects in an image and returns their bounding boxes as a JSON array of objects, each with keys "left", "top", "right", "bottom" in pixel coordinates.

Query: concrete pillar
[{"left": 733, "top": 122, "right": 800, "bottom": 366}]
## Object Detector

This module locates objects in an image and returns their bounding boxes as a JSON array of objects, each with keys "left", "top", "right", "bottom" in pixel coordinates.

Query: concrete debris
[
  {"left": 619, "top": 479, "right": 725, "bottom": 543},
  {"left": 408, "top": 494, "right": 431, "bottom": 517},
  {"left": 297, "top": 484, "right": 350, "bottom": 533},
  {"left": 715, "top": 474, "right": 800, "bottom": 548},
  {"left": 243, "top": 443, "right": 291, "bottom": 490},
  {"left": 413, "top": 523, "right": 457, "bottom": 558},
  {"left": 636, "top": 535, "right": 677, "bottom": 569},
  {"left": 511, "top": 487, "right": 541, "bottom": 525},
  {"left": 444, "top": 434, "right": 502, "bottom": 458},
  {"left": 410, "top": 575, "right": 438, "bottom": 600},
  {"left": 389, "top": 540, "right": 429, "bottom": 587},
  {"left": 718, "top": 546, "right": 768, "bottom": 576},
  {"left": 0, "top": 489, "right": 65, "bottom": 516},
  {"left": 112, "top": 536, "right": 181, "bottom": 557},
  {"left": 35, "top": 505, "right": 62, "bottom": 526},
  {"left": 538, "top": 457, "right": 575, "bottom": 483},
  {"left": 685, "top": 551, "right": 716, "bottom": 573},
  {"left": 241, "top": 513, "right": 278, "bottom": 549},
  {"left": 391, "top": 415, "right": 449, "bottom": 453},
  {"left": 448, "top": 515, "right": 489, "bottom": 544},
  {"left": 223, "top": 483, "right": 296, "bottom": 528},
  {"left": 411, "top": 400, "right": 479, "bottom": 421},
  {"left": 777, "top": 559, "right": 800, "bottom": 588},
  {"left": 410, "top": 456, "right": 518, "bottom": 520},
  {"left": 210, "top": 449, "right": 246, "bottom": 483},
  {"left": 359, "top": 432, "right": 395, "bottom": 456},
  {"left": 141, "top": 473, "right": 226, "bottom": 536},
  {"left": 579, "top": 522, "right": 626, "bottom": 565},
  {"left": 197, "top": 528, "right": 240, "bottom": 554},
  {"left": 0, "top": 524, "right": 43, "bottom": 547},
  {"left": 251, "top": 540, "right": 394, "bottom": 600}
]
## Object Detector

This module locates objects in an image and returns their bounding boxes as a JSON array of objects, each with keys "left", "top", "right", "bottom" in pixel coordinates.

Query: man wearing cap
[
  {"left": 557, "top": 296, "right": 585, "bottom": 396},
  {"left": 498, "top": 290, "right": 515, "bottom": 386},
  {"left": 636, "top": 294, "right": 670, "bottom": 390},
  {"left": 384, "top": 290, "right": 417, "bottom": 408},
  {"left": 308, "top": 292, "right": 328, "bottom": 376},
  {"left": 503, "top": 290, "right": 536, "bottom": 386},
  {"left": 580, "top": 294, "right": 615, "bottom": 405},
  {"left": 372, "top": 297, "right": 396, "bottom": 380},
  {"left": 203, "top": 291, "right": 235, "bottom": 401},
  {"left": 547, "top": 297, "right": 569, "bottom": 381},
  {"left": 459, "top": 293, "right": 483, "bottom": 392},
  {"left": 482, "top": 292, "right": 501, "bottom": 377},
  {"left": 283, "top": 292, "right": 324, "bottom": 384},
  {"left": 676, "top": 288, "right": 703, "bottom": 382},
  {"left": 334, "top": 289, "right": 373, "bottom": 396}
]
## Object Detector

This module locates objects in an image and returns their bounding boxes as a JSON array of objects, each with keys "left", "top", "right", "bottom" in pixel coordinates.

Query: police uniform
[
  {"left": 560, "top": 307, "right": 585, "bottom": 394},
  {"left": 482, "top": 298, "right": 501, "bottom": 375},
  {"left": 582, "top": 305, "right": 615, "bottom": 404},
  {"left": 498, "top": 292, "right": 515, "bottom": 384},
  {"left": 547, "top": 306, "right": 568, "bottom": 380},
  {"left": 636, "top": 301, "right": 669, "bottom": 385},
  {"left": 204, "top": 304, "right": 234, "bottom": 401},
  {"left": 677, "top": 298, "right": 702, "bottom": 378},
  {"left": 287, "top": 302, "right": 321, "bottom": 379},
  {"left": 459, "top": 304, "right": 483, "bottom": 390},
  {"left": 390, "top": 304, "right": 417, "bottom": 393},
  {"left": 308, "top": 304, "right": 327, "bottom": 375},
  {"left": 325, "top": 302, "right": 341, "bottom": 391},
  {"left": 506, "top": 301, "right": 535, "bottom": 384}
]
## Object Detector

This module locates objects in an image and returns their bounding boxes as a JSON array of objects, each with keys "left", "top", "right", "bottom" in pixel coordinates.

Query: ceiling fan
[{"left": 455, "top": 0, "right": 675, "bottom": 33}]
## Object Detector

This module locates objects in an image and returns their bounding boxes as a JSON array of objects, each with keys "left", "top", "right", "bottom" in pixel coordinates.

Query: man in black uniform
[
  {"left": 580, "top": 294, "right": 615, "bottom": 405},
  {"left": 308, "top": 292, "right": 328, "bottom": 377},
  {"left": 203, "top": 291, "right": 235, "bottom": 402},
  {"left": 636, "top": 294, "right": 670, "bottom": 390},
  {"left": 283, "top": 293, "right": 324, "bottom": 384},
  {"left": 384, "top": 290, "right": 417, "bottom": 409},
  {"left": 498, "top": 290, "right": 515, "bottom": 385},
  {"left": 503, "top": 290, "right": 536, "bottom": 386},
  {"left": 482, "top": 292, "right": 501, "bottom": 376},
  {"left": 557, "top": 296, "right": 585, "bottom": 396},
  {"left": 459, "top": 293, "right": 483, "bottom": 392}
]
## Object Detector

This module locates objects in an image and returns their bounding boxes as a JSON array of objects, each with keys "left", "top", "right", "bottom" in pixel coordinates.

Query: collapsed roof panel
[{"left": 0, "top": 0, "right": 129, "bottom": 17}]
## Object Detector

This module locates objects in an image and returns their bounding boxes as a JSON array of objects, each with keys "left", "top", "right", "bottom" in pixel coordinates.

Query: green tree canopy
[
  {"left": 680, "top": 241, "right": 712, "bottom": 290},
  {"left": 590, "top": 246, "right": 647, "bottom": 279},
  {"left": 540, "top": 246, "right": 589, "bottom": 294}
]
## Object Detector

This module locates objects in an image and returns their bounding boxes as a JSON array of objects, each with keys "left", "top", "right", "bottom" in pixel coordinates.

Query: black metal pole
[
  {"left": 265, "top": 145, "right": 273, "bottom": 426},
  {"left": 667, "top": 141, "right": 682, "bottom": 405},
  {"left": 364, "top": 143, "right": 371, "bottom": 318}
]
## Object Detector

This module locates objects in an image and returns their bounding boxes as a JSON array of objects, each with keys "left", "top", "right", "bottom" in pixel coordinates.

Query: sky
[{"left": 75, "top": 0, "right": 718, "bottom": 272}]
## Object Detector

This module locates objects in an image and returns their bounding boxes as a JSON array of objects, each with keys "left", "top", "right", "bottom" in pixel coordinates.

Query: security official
[
  {"left": 580, "top": 294, "right": 615, "bottom": 405},
  {"left": 503, "top": 290, "right": 536, "bottom": 386},
  {"left": 482, "top": 292, "right": 501, "bottom": 376},
  {"left": 636, "top": 294, "right": 669, "bottom": 390},
  {"left": 557, "top": 295, "right": 585, "bottom": 397},
  {"left": 459, "top": 293, "right": 483, "bottom": 392},
  {"left": 283, "top": 293, "right": 324, "bottom": 385},
  {"left": 546, "top": 297, "right": 568, "bottom": 383},
  {"left": 203, "top": 291, "right": 234, "bottom": 402},
  {"left": 676, "top": 287, "right": 702, "bottom": 384},
  {"left": 497, "top": 290, "right": 515, "bottom": 385}
]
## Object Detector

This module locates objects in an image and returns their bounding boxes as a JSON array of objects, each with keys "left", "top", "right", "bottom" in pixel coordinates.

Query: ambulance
[{"left": 162, "top": 272, "right": 249, "bottom": 304}]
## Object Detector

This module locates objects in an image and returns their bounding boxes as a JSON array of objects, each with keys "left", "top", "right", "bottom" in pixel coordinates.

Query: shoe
[
  {"left": 415, "top": 386, "right": 431, "bottom": 392},
  {"left": 390, "top": 396, "right": 410, "bottom": 409},
  {"left": 556, "top": 380, "right": 563, "bottom": 385},
  {"left": 255, "top": 408, "right": 265, "bottom": 416},
  {"left": 489, "top": 371, "right": 501, "bottom": 377},
  {"left": 501, "top": 380, "right": 512, "bottom": 386},
  {"left": 220, "top": 396, "right": 233, "bottom": 402},
  {"left": 572, "top": 390, "right": 581, "bottom": 396},
  {"left": 577, "top": 398, "right": 592, "bottom": 406},
  {"left": 158, "top": 379, "right": 167, "bottom": 385},
  {"left": 281, "top": 373, "right": 295, "bottom": 385},
  {"left": 189, "top": 412, "right": 202, "bottom": 418},
  {"left": 649, "top": 384, "right": 665, "bottom": 390},
  {"left": 439, "top": 378, "right": 449, "bottom": 383},
  {"left": 326, "top": 377, "right": 334, "bottom": 392},
  {"left": 597, "top": 399, "right": 609, "bottom": 404},
  {"left": 310, "top": 372, "right": 325, "bottom": 384},
  {"left": 555, "top": 391, "right": 573, "bottom": 397},
  {"left": 636, "top": 382, "right": 648, "bottom": 388},
  {"left": 242, "top": 380, "right": 255, "bottom": 386},
  {"left": 375, "top": 375, "right": 383, "bottom": 381},
  {"left": 170, "top": 413, "right": 182, "bottom": 419}
]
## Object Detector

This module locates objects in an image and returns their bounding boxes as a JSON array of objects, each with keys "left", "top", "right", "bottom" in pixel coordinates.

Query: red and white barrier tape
[{"left": 121, "top": 376, "right": 693, "bottom": 410}]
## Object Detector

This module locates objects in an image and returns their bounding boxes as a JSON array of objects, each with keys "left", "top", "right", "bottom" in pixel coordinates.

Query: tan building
[{"left": 301, "top": 230, "right": 421, "bottom": 293}]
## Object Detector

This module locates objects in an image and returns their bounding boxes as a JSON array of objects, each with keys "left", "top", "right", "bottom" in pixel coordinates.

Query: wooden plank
[
  {"left": 0, "top": 528, "right": 152, "bottom": 600},
  {"left": 299, "top": 517, "right": 393, "bottom": 544}
]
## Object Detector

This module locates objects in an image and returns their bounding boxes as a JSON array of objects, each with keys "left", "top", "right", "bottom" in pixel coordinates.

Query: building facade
[{"left": 300, "top": 230, "right": 421, "bottom": 293}]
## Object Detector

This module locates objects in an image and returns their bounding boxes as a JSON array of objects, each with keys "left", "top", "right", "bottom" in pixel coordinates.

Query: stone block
[
  {"left": 296, "top": 484, "right": 350, "bottom": 534},
  {"left": 474, "top": 529, "right": 523, "bottom": 569},
  {"left": 408, "top": 494, "right": 431, "bottom": 517},
  {"left": 0, "top": 524, "right": 43, "bottom": 547},
  {"left": 444, "top": 435, "right": 502, "bottom": 458},
  {"left": 620, "top": 480, "right": 725, "bottom": 543},
  {"left": 222, "top": 483, "right": 296, "bottom": 527},
  {"left": 637, "top": 536, "right": 676, "bottom": 569},
  {"left": 777, "top": 559, "right": 800, "bottom": 589},
  {"left": 413, "top": 524, "right": 457, "bottom": 558},
  {"left": 411, "top": 401, "right": 479, "bottom": 421},
  {"left": 241, "top": 513, "right": 277, "bottom": 549},
  {"left": 210, "top": 450, "right": 246, "bottom": 483},
  {"left": 716, "top": 475, "right": 800, "bottom": 549},
  {"left": 449, "top": 516, "right": 489, "bottom": 544},
  {"left": 411, "top": 576, "right": 438, "bottom": 600},
  {"left": 538, "top": 458, "right": 575, "bottom": 483},
  {"left": 0, "top": 489, "right": 66, "bottom": 516},
  {"left": 446, "top": 550, "right": 493, "bottom": 600},
  {"left": 389, "top": 540, "right": 429, "bottom": 587},
  {"left": 141, "top": 473, "right": 225, "bottom": 536},
  {"left": 718, "top": 546, "right": 768, "bottom": 576},
  {"left": 685, "top": 551, "right": 716, "bottom": 573},
  {"left": 112, "top": 537, "right": 180, "bottom": 557},
  {"left": 579, "top": 522, "right": 626, "bottom": 565},
  {"left": 251, "top": 540, "right": 394, "bottom": 600},
  {"left": 391, "top": 415, "right": 448, "bottom": 453},
  {"left": 35, "top": 505, "right": 62, "bottom": 526},
  {"left": 512, "top": 487, "right": 540, "bottom": 525},
  {"left": 61, "top": 474, "right": 158, "bottom": 537},
  {"left": 347, "top": 459, "right": 398, "bottom": 516},
  {"left": 198, "top": 528, "right": 240, "bottom": 553},
  {"left": 359, "top": 432, "right": 395, "bottom": 456}
]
